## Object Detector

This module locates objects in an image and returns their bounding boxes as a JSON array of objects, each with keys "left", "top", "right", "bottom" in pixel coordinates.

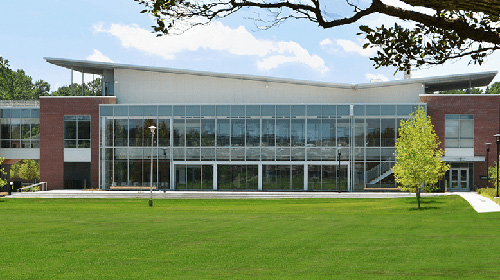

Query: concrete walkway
[
  {"left": 6, "top": 190, "right": 500, "bottom": 213},
  {"left": 7, "top": 189, "right": 439, "bottom": 199},
  {"left": 457, "top": 192, "right": 500, "bottom": 213}
]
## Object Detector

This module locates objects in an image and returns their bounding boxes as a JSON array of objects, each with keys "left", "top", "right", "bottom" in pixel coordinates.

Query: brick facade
[
  {"left": 420, "top": 95, "right": 500, "bottom": 189},
  {"left": 40, "top": 96, "right": 116, "bottom": 190}
]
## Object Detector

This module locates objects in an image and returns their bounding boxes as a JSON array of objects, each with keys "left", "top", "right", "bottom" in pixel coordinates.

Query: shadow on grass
[{"left": 408, "top": 206, "right": 440, "bottom": 211}]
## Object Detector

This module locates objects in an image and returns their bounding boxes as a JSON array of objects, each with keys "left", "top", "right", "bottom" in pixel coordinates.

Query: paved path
[
  {"left": 457, "top": 192, "right": 500, "bottom": 213},
  {"left": 7, "top": 189, "right": 438, "bottom": 199},
  {"left": 7, "top": 190, "right": 500, "bottom": 213}
]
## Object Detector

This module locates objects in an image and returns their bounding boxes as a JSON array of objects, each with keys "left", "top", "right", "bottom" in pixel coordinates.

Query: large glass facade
[
  {"left": 100, "top": 104, "right": 421, "bottom": 191},
  {"left": 0, "top": 108, "right": 40, "bottom": 148}
]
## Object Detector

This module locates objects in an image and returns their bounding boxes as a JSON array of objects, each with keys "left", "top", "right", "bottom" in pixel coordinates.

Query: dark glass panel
[
  {"left": 262, "top": 119, "right": 275, "bottom": 146},
  {"left": 114, "top": 106, "right": 128, "bottom": 116},
  {"left": 307, "top": 119, "right": 321, "bottom": 146},
  {"left": 366, "top": 105, "right": 380, "bottom": 116},
  {"left": 307, "top": 105, "right": 321, "bottom": 117},
  {"left": 185, "top": 119, "right": 200, "bottom": 146},
  {"left": 231, "top": 105, "right": 245, "bottom": 117},
  {"left": 114, "top": 119, "right": 128, "bottom": 146},
  {"left": 246, "top": 105, "right": 260, "bottom": 117},
  {"left": 158, "top": 105, "right": 172, "bottom": 116},
  {"left": 337, "top": 119, "right": 350, "bottom": 146},
  {"left": 186, "top": 105, "right": 200, "bottom": 117},
  {"left": 321, "top": 119, "right": 335, "bottom": 147},
  {"left": 322, "top": 105, "right": 336, "bottom": 118},
  {"left": 201, "top": 119, "right": 215, "bottom": 146},
  {"left": 217, "top": 119, "right": 230, "bottom": 146},
  {"left": 276, "top": 105, "right": 290, "bottom": 118},
  {"left": 173, "top": 106, "right": 185, "bottom": 116},
  {"left": 291, "top": 119, "right": 305, "bottom": 146},
  {"left": 366, "top": 119, "right": 380, "bottom": 147},
  {"left": 308, "top": 165, "right": 321, "bottom": 190},
  {"left": 158, "top": 118, "right": 170, "bottom": 147},
  {"left": 216, "top": 105, "right": 230, "bottom": 117},
  {"left": 381, "top": 105, "right": 396, "bottom": 116},
  {"left": 231, "top": 119, "right": 245, "bottom": 146},
  {"left": 246, "top": 119, "right": 260, "bottom": 146},
  {"left": 261, "top": 105, "right": 275, "bottom": 117},
  {"left": 276, "top": 119, "right": 290, "bottom": 146},
  {"left": 201, "top": 105, "right": 215, "bottom": 116},
  {"left": 173, "top": 119, "right": 185, "bottom": 146},
  {"left": 381, "top": 119, "right": 396, "bottom": 147}
]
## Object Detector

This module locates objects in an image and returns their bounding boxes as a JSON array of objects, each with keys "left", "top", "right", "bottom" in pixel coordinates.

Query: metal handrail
[{"left": 18, "top": 182, "right": 47, "bottom": 192}]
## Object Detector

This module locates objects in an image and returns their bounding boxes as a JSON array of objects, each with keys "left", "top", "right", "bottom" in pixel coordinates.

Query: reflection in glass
[
  {"left": 173, "top": 119, "right": 185, "bottom": 146},
  {"left": 246, "top": 119, "right": 260, "bottom": 146},
  {"left": 217, "top": 119, "right": 230, "bottom": 146},
  {"left": 262, "top": 119, "right": 275, "bottom": 146},
  {"left": 276, "top": 119, "right": 290, "bottom": 146},
  {"left": 231, "top": 119, "right": 245, "bottom": 146},
  {"left": 201, "top": 119, "right": 215, "bottom": 146}
]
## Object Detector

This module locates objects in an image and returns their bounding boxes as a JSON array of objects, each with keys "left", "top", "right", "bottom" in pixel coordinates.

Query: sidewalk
[
  {"left": 457, "top": 192, "right": 500, "bottom": 213},
  {"left": 7, "top": 190, "right": 500, "bottom": 213}
]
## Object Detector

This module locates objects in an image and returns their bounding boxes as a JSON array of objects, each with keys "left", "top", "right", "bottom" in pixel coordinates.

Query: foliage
[
  {"left": 476, "top": 188, "right": 500, "bottom": 205},
  {"left": 1, "top": 197, "right": 500, "bottom": 279},
  {"left": 0, "top": 157, "right": 6, "bottom": 188},
  {"left": 135, "top": 0, "right": 500, "bottom": 72},
  {"left": 488, "top": 162, "right": 500, "bottom": 190},
  {"left": 10, "top": 159, "right": 40, "bottom": 182},
  {"left": 50, "top": 78, "right": 102, "bottom": 96},
  {"left": 393, "top": 107, "right": 449, "bottom": 208},
  {"left": 0, "top": 56, "right": 50, "bottom": 100}
]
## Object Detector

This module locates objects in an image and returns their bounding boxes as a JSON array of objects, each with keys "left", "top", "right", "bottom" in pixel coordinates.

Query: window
[
  {"left": 445, "top": 114, "right": 473, "bottom": 148},
  {"left": 64, "top": 115, "right": 91, "bottom": 148}
]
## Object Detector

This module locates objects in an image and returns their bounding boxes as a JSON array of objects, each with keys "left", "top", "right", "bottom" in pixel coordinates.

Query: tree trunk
[{"left": 416, "top": 184, "right": 421, "bottom": 209}]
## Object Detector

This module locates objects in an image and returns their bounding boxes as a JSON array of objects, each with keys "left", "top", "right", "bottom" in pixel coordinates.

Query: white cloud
[
  {"left": 321, "top": 38, "right": 376, "bottom": 57},
  {"left": 365, "top": 73, "right": 389, "bottom": 82},
  {"left": 93, "top": 22, "right": 328, "bottom": 74},
  {"left": 86, "top": 49, "right": 114, "bottom": 63}
]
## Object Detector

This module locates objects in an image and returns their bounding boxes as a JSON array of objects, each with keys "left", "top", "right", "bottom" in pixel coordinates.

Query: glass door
[{"left": 449, "top": 168, "right": 469, "bottom": 190}]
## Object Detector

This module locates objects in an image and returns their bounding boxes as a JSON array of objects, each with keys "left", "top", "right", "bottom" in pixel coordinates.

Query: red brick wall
[
  {"left": 40, "top": 96, "right": 116, "bottom": 190},
  {"left": 420, "top": 95, "right": 500, "bottom": 189}
]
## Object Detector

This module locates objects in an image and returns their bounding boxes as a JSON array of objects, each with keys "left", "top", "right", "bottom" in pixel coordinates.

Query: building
[{"left": 0, "top": 57, "right": 498, "bottom": 192}]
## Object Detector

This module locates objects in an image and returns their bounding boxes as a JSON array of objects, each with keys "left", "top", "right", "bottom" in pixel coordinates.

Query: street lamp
[
  {"left": 486, "top": 142, "right": 491, "bottom": 188},
  {"left": 494, "top": 134, "right": 500, "bottom": 198},
  {"left": 149, "top": 125, "right": 156, "bottom": 207},
  {"left": 337, "top": 145, "right": 341, "bottom": 193}
]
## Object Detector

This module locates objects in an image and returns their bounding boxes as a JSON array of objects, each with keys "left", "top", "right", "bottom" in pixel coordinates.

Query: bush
[{"left": 477, "top": 188, "right": 499, "bottom": 201}]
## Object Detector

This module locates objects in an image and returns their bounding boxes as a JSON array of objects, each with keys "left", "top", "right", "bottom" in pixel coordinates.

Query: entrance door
[{"left": 449, "top": 168, "right": 469, "bottom": 190}]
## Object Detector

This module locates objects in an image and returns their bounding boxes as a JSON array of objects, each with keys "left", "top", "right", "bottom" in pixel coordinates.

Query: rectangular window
[
  {"left": 64, "top": 115, "right": 91, "bottom": 148},
  {"left": 445, "top": 114, "right": 474, "bottom": 148}
]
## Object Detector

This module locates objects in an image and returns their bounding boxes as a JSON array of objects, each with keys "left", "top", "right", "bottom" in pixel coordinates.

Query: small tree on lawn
[{"left": 393, "top": 107, "right": 449, "bottom": 209}]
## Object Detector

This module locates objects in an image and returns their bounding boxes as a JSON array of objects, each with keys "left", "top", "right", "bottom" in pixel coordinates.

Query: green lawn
[{"left": 1, "top": 196, "right": 500, "bottom": 279}]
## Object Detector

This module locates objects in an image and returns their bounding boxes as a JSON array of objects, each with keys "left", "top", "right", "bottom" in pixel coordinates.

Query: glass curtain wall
[
  {"left": 100, "top": 104, "right": 423, "bottom": 191},
  {"left": 0, "top": 108, "right": 40, "bottom": 148}
]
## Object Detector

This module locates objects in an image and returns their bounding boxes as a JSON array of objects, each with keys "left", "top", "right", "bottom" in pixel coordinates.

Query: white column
[
  {"left": 304, "top": 163, "right": 308, "bottom": 191},
  {"left": 258, "top": 163, "right": 263, "bottom": 191},
  {"left": 213, "top": 164, "right": 217, "bottom": 190}
]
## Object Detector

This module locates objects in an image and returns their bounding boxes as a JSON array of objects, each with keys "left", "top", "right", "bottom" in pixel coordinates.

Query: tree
[
  {"left": 10, "top": 160, "right": 40, "bottom": 183},
  {"left": 135, "top": 0, "right": 500, "bottom": 72},
  {"left": 393, "top": 107, "right": 449, "bottom": 209},
  {"left": 0, "top": 158, "right": 7, "bottom": 189},
  {"left": 51, "top": 79, "right": 102, "bottom": 97},
  {"left": 0, "top": 56, "right": 50, "bottom": 100}
]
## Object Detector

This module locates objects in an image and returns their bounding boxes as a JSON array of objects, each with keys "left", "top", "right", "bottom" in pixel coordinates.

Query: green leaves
[{"left": 393, "top": 107, "right": 449, "bottom": 193}]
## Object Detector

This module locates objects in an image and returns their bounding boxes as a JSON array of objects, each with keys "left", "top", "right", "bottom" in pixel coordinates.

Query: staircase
[{"left": 367, "top": 158, "right": 394, "bottom": 185}]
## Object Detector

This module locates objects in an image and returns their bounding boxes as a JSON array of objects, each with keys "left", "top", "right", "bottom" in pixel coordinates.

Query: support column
[
  {"left": 258, "top": 163, "right": 263, "bottom": 191},
  {"left": 304, "top": 163, "right": 308, "bottom": 191},
  {"left": 213, "top": 164, "right": 217, "bottom": 190}
]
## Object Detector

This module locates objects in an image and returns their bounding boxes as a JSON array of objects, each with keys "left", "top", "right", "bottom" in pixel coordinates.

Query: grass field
[{"left": 1, "top": 196, "right": 500, "bottom": 279}]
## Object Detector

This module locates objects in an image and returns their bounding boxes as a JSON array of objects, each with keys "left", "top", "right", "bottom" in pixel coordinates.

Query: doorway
[{"left": 449, "top": 168, "right": 469, "bottom": 191}]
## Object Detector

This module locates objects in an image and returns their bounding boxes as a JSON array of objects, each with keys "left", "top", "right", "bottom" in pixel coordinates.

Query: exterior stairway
[{"left": 366, "top": 158, "right": 394, "bottom": 185}]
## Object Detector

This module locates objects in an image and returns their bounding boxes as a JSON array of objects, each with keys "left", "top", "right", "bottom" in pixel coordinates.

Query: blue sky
[{"left": 1, "top": 0, "right": 499, "bottom": 91}]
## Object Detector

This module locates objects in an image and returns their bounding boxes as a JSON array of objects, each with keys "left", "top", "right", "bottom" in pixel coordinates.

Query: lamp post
[
  {"left": 495, "top": 134, "right": 500, "bottom": 198},
  {"left": 486, "top": 142, "right": 491, "bottom": 188},
  {"left": 337, "top": 145, "right": 341, "bottom": 193},
  {"left": 149, "top": 125, "right": 156, "bottom": 207}
]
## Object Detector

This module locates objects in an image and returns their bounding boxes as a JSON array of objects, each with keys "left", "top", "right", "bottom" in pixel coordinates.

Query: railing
[
  {"left": 0, "top": 100, "right": 40, "bottom": 107},
  {"left": 367, "top": 158, "right": 395, "bottom": 184},
  {"left": 18, "top": 182, "right": 47, "bottom": 192}
]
